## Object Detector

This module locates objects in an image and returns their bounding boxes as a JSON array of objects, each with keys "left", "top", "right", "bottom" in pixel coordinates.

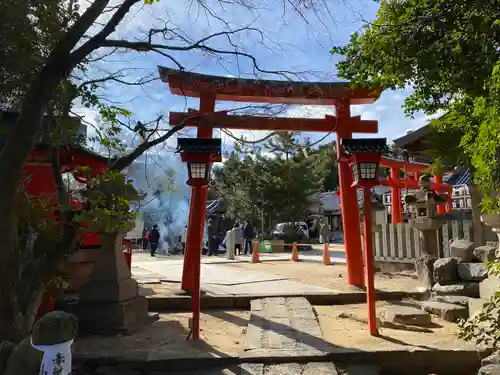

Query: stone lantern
[
  {"left": 405, "top": 175, "right": 448, "bottom": 289},
  {"left": 177, "top": 137, "right": 222, "bottom": 341},
  {"left": 69, "top": 173, "right": 154, "bottom": 334},
  {"left": 341, "top": 137, "right": 390, "bottom": 336}
]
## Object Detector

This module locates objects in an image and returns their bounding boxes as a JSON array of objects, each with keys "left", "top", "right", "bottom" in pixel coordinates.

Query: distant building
[{"left": 307, "top": 187, "right": 388, "bottom": 236}]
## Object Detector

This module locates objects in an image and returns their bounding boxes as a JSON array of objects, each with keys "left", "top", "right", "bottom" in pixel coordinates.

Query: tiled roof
[
  {"left": 445, "top": 168, "right": 472, "bottom": 186},
  {"left": 341, "top": 138, "right": 390, "bottom": 154},
  {"left": 312, "top": 187, "right": 385, "bottom": 213}
]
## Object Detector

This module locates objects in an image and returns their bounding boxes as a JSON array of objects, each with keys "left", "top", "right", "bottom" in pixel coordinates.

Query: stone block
[
  {"left": 474, "top": 244, "right": 498, "bottom": 263},
  {"left": 70, "top": 296, "right": 152, "bottom": 335},
  {"left": 79, "top": 278, "right": 139, "bottom": 303},
  {"left": 380, "top": 304, "right": 432, "bottom": 326},
  {"left": 480, "top": 274, "right": 500, "bottom": 300},
  {"left": 432, "top": 282, "right": 480, "bottom": 298},
  {"left": 420, "top": 300, "right": 468, "bottom": 322},
  {"left": 468, "top": 298, "right": 485, "bottom": 317},
  {"left": 433, "top": 257, "right": 459, "bottom": 283},
  {"left": 458, "top": 263, "right": 488, "bottom": 281},
  {"left": 432, "top": 294, "right": 471, "bottom": 307},
  {"left": 482, "top": 352, "right": 500, "bottom": 366},
  {"left": 449, "top": 239, "right": 475, "bottom": 261},
  {"left": 478, "top": 364, "right": 500, "bottom": 375}
]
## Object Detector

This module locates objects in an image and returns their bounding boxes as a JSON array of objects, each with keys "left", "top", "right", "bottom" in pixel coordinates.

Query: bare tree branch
[{"left": 70, "top": 0, "right": 142, "bottom": 65}]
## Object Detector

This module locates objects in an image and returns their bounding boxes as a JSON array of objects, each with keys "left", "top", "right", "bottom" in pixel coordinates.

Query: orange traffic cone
[
  {"left": 251, "top": 240, "right": 261, "bottom": 263},
  {"left": 291, "top": 242, "right": 300, "bottom": 262},
  {"left": 322, "top": 243, "right": 331, "bottom": 265}
]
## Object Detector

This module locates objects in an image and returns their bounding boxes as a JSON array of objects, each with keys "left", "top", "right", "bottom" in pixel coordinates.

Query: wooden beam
[
  {"left": 169, "top": 111, "right": 378, "bottom": 134},
  {"left": 159, "top": 66, "right": 381, "bottom": 105}
]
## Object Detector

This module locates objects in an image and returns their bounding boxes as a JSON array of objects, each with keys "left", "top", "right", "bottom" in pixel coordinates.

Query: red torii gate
[
  {"left": 380, "top": 157, "right": 453, "bottom": 222},
  {"left": 159, "top": 66, "right": 382, "bottom": 288}
]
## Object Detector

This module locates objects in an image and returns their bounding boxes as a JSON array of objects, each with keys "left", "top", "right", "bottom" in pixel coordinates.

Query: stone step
[
  {"left": 420, "top": 300, "right": 468, "bottom": 322},
  {"left": 241, "top": 362, "right": 340, "bottom": 375},
  {"left": 431, "top": 295, "right": 471, "bottom": 307},
  {"left": 242, "top": 297, "right": 331, "bottom": 358},
  {"left": 457, "top": 263, "right": 488, "bottom": 282},
  {"left": 379, "top": 304, "right": 432, "bottom": 326},
  {"left": 432, "top": 282, "right": 480, "bottom": 298}
]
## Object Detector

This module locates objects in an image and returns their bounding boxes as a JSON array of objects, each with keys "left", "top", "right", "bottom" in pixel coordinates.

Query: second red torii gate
[{"left": 159, "top": 66, "right": 382, "bottom": 288}]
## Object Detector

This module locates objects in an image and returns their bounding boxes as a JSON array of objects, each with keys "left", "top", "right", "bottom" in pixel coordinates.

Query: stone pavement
[
  {"left": 242, "top": 297, "right": 331, "bottom": 359},
  {"left": 132, "top": 258, "right": 337, "bottom": 297},
  {"left": 133, "top": 261, "right": 289, "bottom": 285},
  {"left": 76, "top": 362, "right": 382, "bottom": 375},
  {"left": 131, "top": 248, "right": 346, "bottom": 265},
  {"left": 201, "top": 281, "right": 335, "bottom": 297}
]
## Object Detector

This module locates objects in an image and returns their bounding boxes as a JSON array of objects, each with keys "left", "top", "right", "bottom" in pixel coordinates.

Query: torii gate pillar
[
  {"left": 181, "top": 93, "right": 215, "bottom": 292},
  {"left": 335, "top": 100, "right": 364, "bottom": 287}
]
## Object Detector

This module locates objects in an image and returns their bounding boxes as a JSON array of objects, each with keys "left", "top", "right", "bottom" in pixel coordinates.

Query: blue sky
[
  {"left": 78, "top": 0, "right": 433, "bottom": 159},
  {"left": 73, "top": 0, "right": 436, "bottom": 232}
]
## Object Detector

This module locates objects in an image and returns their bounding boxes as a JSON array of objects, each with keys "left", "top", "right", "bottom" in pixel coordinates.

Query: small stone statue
[{"left": 1, "top": 311, "right": 78, "bottom": 375}]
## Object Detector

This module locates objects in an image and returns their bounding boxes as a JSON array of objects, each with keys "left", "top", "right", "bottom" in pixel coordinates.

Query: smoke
[{"left": 126, "top": 149, "right": 190, "bottom": 252}]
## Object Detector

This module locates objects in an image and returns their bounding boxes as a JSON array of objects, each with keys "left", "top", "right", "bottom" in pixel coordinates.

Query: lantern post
[
  {"left": 341, "top": 138, "right": 390, "bottom": 336},
  {"left": 177, "top": 138, "right": 222, "bottom": 340}
]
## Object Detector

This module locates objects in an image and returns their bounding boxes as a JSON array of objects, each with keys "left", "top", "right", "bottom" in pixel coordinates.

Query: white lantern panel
[
  {"left": 359, "top": 162, "right": 378, "bottom": 180},
  {"left": 190, "top": 162, "right": 207, "bottom": 179}
]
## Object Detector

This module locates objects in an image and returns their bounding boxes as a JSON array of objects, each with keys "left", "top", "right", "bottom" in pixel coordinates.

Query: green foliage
[
  {"left": 77, "top": 170, "right": 138, "bottom": 233},
  {"left": 331, "top": 0, "right": 500, "bottom": 115},
  {"left": 459, "top": 258, "right": 500, "bottom": 349},
  {"left": 0, "top": 0, "right": 79, "bottom": 109},
  {"left": 432, "top": 63, "right": 500, "bottom": 213}
]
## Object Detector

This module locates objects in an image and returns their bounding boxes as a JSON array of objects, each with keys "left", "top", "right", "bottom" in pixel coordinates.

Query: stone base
[{"left": 68, "top": 296, "right": 155, "bottom": 335}]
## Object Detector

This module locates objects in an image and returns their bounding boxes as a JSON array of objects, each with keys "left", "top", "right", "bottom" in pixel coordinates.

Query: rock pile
[
  {"left": 478, "top": 351, "right": 500, "bottom": 375},
  {"left": 418, "top": 239, "right": 497, "bottom": 322}
]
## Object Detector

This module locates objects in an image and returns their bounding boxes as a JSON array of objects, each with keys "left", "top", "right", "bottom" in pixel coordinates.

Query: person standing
[
  {"left": 232, "top": 223, "right": 244, "bottom": 255},
  {"left": 207, "top": 218, "right": 216, "bottom": 256},
  {"left": 180, "top": 225, "right": 188, "bottom": 254},
  {"left": 243, "top": 220, "right": 254, "bottom": 255},
  {"left": 149, "top": 224, "right": 160, "bottom": 257},
  {"left": 142, "top": 229, "right": 150, "bottom": 252},
  {"left": 319, "top": 219, "right": 330, "bottom": 244}
]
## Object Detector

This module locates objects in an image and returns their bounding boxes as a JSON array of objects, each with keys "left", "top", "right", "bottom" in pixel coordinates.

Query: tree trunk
[{"left": 0, "top": 61, "right": 72, "bottom": 343}]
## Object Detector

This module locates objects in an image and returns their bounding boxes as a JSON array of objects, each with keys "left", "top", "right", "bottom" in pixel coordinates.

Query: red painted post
[
  {"left": 390, "top": 168, "right": 402, "bottom": 223},
  {"left": 434, "top": 175, "right": 446, "bottom": 214},
  {"left": 181, "top": 93, "right": 215, "bottom": 292},
  {"left": 363, "top": 187, "right": 378, "bottom": 336},
  {"left": 190, "top": 185, "right": 205, "bottom": 340},
  {"left": 335, "top": 100, "right": 364, "bottom": 287}
]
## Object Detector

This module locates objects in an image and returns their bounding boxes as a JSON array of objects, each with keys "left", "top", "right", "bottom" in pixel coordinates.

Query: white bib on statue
[{"left": 30, "top": 338, "right": 73, "bottom": 375}]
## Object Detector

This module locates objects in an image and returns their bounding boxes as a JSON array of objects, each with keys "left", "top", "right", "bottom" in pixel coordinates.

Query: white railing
[{"left": 374, "top": 220, "right": 474, "bottom": 263}]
